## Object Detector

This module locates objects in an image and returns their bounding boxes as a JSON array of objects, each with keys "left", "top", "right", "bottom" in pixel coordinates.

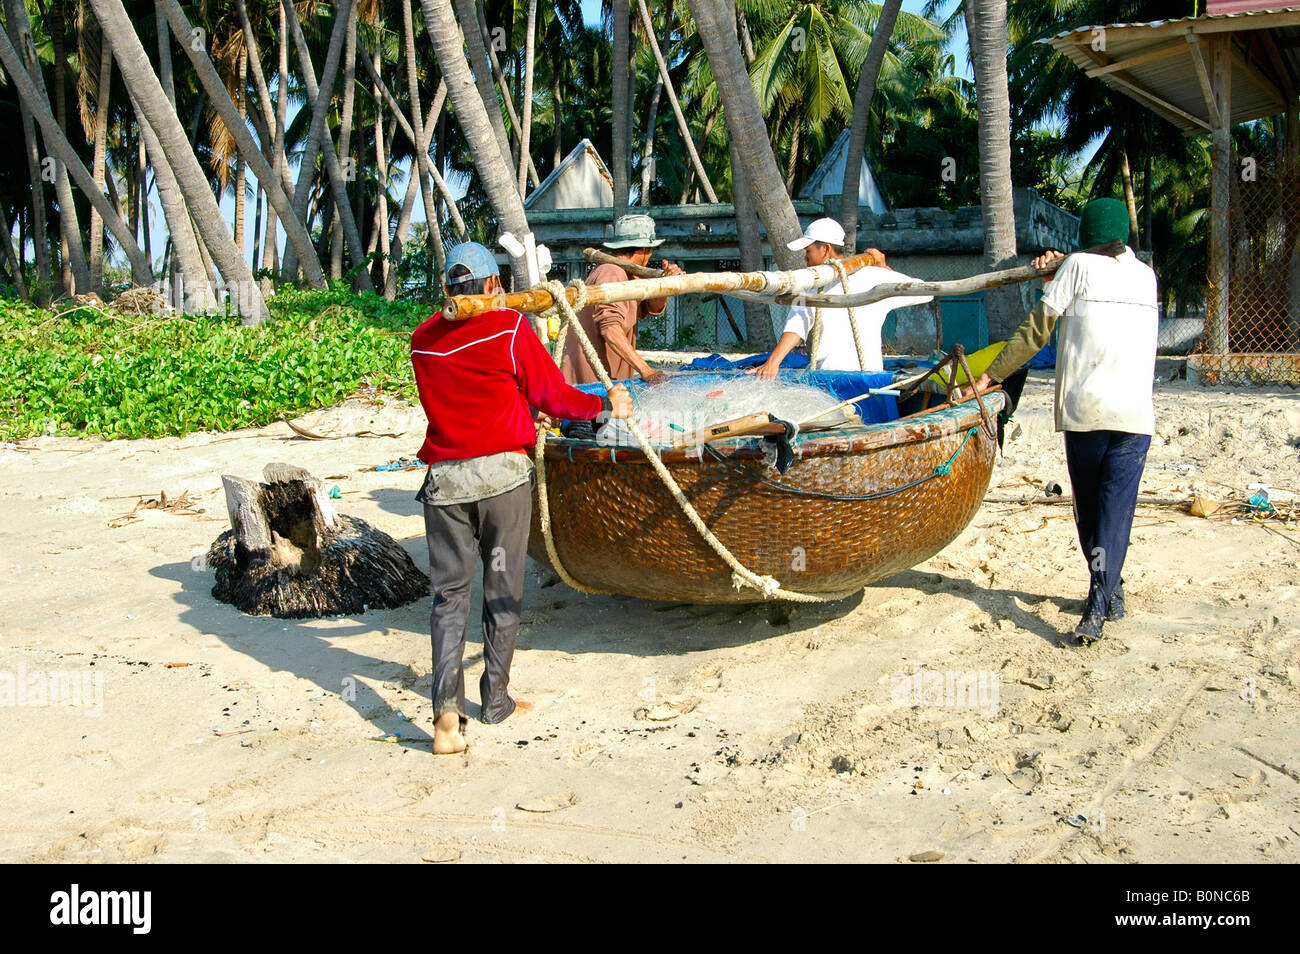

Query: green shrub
[{"left": 0, "top": 287, "right": 432, "bottom": 440}]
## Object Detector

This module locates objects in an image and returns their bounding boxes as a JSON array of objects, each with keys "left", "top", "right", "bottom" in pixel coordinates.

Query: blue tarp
[{"left": 1028, "top": 344, "right": 1056, "bottom": 370}]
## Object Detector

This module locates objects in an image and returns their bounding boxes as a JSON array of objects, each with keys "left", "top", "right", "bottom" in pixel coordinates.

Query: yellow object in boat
[
  {"left": 928, "top": 341, "right": 1008, "bottom": 387},
  {"left": 546, "top": 315, "right": 561, "bottom": 341}
]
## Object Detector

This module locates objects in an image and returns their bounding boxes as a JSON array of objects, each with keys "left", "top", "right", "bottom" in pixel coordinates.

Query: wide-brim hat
[{"left": 603, "top": 213, "right": 665, "bottom": 249}]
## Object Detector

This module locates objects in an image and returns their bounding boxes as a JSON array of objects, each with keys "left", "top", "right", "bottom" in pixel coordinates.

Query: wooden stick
[
  {"left": 672, "top": 412, "right": 776, "bottom": 449},
  {"left": 583, "top": 247, "right": 664, "bottom": 279},
  {"left": 445, "top": 249, "right": 885, "bottom": 320},
  {"left": 580, "top": 242, "right": 1125, "bottom": 311},
  {"left": 827, "top": 239, "right": 1126, "bottom": 309},
  {"left": 584, "top": 245, "right": 886, "bottom": 311},
  {"left": 573, "top": 240, "right": 1128, "bottom": 313}
]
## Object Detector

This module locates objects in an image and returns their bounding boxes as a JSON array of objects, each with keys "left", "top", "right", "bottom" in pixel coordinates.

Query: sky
[{"left": 188, "top": 0, "right": 979, "bottom": 276}]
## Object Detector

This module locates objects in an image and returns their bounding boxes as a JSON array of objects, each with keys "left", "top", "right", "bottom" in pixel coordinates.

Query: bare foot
[
  {"left": 514, "top": 699, "right": 534, "bottom": 712},
  {"left": 432, "top": 711, "right": 467, "bottom": 755}
]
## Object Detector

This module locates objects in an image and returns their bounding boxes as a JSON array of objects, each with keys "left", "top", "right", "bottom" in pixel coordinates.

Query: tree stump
[{"left": 208, "top": 463, "right": 428, "bottom": 618}]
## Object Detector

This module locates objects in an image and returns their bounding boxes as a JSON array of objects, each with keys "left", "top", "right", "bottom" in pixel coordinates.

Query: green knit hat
[{"left": 1077, "top": 198, "right": 1129, "bottom": 249}]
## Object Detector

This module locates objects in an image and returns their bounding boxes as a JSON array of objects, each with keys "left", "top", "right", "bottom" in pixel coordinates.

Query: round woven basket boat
[{"left": 528, "top": 389, "right": 1006, "bottom": 603}]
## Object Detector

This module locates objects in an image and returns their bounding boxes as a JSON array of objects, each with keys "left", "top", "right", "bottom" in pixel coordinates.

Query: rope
[
  {"left": 532, "top": 278, "right": 857, "bottom": 603},
  {"left": 806, "top": 259, "right": 866, "bottom": 373},
  {"left": 829, "top": 258, "right": 870, "bottom": 373}
]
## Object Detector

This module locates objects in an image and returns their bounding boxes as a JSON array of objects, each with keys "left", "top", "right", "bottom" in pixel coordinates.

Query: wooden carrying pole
[
  {"left": 826, "top": 240, "right": 1125, "bottom": 309},
  {"left": 444, "top": 249, "right": 885, "bottom": 321},
  {"left": 446, "top": 241, "right": 1125, "bottom": 321}
]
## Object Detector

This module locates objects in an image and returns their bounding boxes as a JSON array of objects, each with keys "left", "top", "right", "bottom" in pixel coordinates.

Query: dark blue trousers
[{"left": 1063, "top": 430, "right": 1151, "bottom": 611}]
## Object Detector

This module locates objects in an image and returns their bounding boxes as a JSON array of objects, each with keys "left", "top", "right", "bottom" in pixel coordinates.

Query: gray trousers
[{"left": 423, "top": 481, "right": 531, "bottom": 727}]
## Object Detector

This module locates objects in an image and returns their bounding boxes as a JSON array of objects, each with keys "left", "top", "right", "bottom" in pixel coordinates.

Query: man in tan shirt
[{"left": 561, "top": 214, "right": 684, "bottom": 386}]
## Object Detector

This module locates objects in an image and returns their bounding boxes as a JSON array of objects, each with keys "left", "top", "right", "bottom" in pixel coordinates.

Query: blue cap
[{"left": 445, "top": 242, "right": 500, "bottom": 281}]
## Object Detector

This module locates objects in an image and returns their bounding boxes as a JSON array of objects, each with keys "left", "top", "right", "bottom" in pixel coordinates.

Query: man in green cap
[{"left": 962, "top": 198, "right": 1158, "bottom": 645}]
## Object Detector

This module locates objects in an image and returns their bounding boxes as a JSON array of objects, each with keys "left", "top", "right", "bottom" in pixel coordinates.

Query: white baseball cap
[{"left": 787, "top": 217, "right": 846, "bottom": 251}]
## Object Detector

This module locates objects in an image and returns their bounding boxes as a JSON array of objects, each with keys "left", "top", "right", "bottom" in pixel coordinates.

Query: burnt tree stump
[{"left": 208, "top": 463, "right": 428, "bottom": 618}]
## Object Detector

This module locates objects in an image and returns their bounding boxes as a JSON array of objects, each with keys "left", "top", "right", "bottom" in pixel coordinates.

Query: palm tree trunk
[
  {"left": 641, "top": 78, "right": 662, "bottom": 206},
  {"left": 450, "top": 0, "right": 514, "bottom": 173},
  {"left": 390, "top": 97, "right": 448, "bottom": 292},
  {"left": 636, "top": 0, "right": 717, "bottom": 203},
  {"left": 88, "top": 34, "right": 112, "bottom": 293},
  {"left": 52, "top": 0, "right": 69, "bottom": 164},
  {"left": 840, "top": 0, "right": 900, "bottom": 254},
  {"left": 688, "top": 0, "right": 802, "bottom": 268},
  {"left": 86, "top": 0, "right": 264, "bottom": 317},
  {"left": 130, "top": 93, "right": 215, "bottom": 310},
  {"left": 722, "top": 7, "right": 770, "bottom": 346},
  {"left": 371, "top": 53, "right": 392, "bottom": 292},
  {"left": 358, "top": 50, "right": 467, "bottom": 240},
  {"left": 234, "top": 46, "right": 248, "bottom": 260},
  {"left": 138, "top": 134, "right": 151, "bottom": 267},
  {"left": 12, "top": 45, "right": 51, "bottom": 301},
  {"left": 332, "top": 3, "right": 358, "bottom": 281},
  {"left": 51, "top": 0, "right": 68, "bottom": 296},
  {"left": 729, "top": 130, "right": 773, "bottom": 348},
  {"left": 1119, "top": 129, "right": 1140, "bottom": 247},
  {"left": 421, "top": 0, "right": 533, "bottom": 290},
  {"left": 517, "top": 0, "right": 538, "bottom": 197},
  {"left": 680, "top": 106, "right": 719, "bottom": 203},
  {"left": 252, "top": 186, "right": 263, "bottom": 274},
  {"left": 552, "top": 71, "right": 563, "bottom": 168},
  {"left": 275, "top": 0, "right": 372, "bottom": 290},
  {"left": 392, "top": 0, "right": 449, "bottom": 290},
  {"left": 5, "top": 0, "right": 91, "bottom": 294},
  {"left": 475, "top": 0, "right": 542, "bottom": 190},
  {"left": 783, "top": 103, "right": 802, "bottom": 193},
  {"left": 0, "top": 26, "right": 152, "bottom": 289},
  {"left": 0, "top": 201, "right": 29, "bottom": 298},
  {"left": 156, "top": 0, "right": 327, "bottom": 290},
  {"left": 269, "top": 3, "right": 288, "bottom": 277},
  {"left": 237, "top": 0, "right": 292, "bottom": 198},
  {"left": 963, "top": 0, "right": 1020, "bottom": 340},
  {"left": 612, "top": 0, "right": 631, "bottom": 215}
]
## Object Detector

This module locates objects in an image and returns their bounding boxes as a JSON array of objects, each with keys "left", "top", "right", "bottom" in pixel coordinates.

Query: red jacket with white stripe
[{"left": 410, "top": 307, "right": 604, "bottom": 465}]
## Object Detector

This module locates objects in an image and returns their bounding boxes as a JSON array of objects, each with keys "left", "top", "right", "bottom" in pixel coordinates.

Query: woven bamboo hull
[{"left": 528, "top": 393, "right": 1005, "bottom": 603}]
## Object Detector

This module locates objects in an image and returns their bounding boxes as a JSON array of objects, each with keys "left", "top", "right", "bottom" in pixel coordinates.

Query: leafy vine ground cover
[{"left": 0, "top": 287, "right": 432, "bottom": 440}]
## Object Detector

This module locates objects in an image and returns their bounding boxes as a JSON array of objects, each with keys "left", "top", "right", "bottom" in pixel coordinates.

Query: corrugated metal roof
[
  {"left": 1044, "top": 4, "right": 1300, "bottom": 42},
  {"left": 1042, "top": 7, "right": 1300, "bottom": 134}
]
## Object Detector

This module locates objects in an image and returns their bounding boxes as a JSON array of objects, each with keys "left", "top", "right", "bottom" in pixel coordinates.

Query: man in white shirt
[
  {"left": 752, "top": 217, "right": 931, "bottom": 377},
  {"left": 964, "top": 198, "right": 1158, "bottom": 645}
]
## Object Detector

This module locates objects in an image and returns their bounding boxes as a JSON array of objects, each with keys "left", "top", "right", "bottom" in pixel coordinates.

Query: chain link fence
[{"left": 1192, "top": 149, "right": 1300, "bottom": 385}]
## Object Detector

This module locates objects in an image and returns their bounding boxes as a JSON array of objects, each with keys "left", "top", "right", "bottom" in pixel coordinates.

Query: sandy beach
[{"left": 2, "top": 365, "right": 1298, "bottom": 863}]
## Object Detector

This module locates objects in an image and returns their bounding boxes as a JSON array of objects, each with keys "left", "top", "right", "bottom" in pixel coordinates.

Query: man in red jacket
[{"left": 412, "top": 243, "right": 632, "bottom": 755}]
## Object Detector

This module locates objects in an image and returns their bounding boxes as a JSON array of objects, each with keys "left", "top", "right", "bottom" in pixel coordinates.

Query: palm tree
[
  {"left": 611, "top": 0, "right": 631, "bottom": 213},
  {"left": 840, "top": 0, "right": 902, "bottom": 253},
  {"left": 77, "top": 9, "right": 114, "bottom": 293},
  {"left": 450, "top": 0, "right": 514, "bottom": 177},
  {"left": 6, "top": 0, "right": 92, "bottom": 294},
  {"left": 636, "top": 0, "right": 717, "bottom": 203},
  {"left": 963, "top": 0, "right": 1019, "bottom": 338},
  {"left": 276, "top": 0, "right": 372, "bottom": 290},
  {"left": 688, "top": 0, "right": 803, "bottom": 269},
  {"left": 88, "top": 0, "right": 267, "bottom": 318},
  {"left": 420, "top": 0, "right": 533, "bottom": 288}
]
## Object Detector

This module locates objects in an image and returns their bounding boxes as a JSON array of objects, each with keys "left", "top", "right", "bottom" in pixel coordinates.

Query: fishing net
[{"left": 598, "top": 372, "right": 848, "bottom": 446}]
